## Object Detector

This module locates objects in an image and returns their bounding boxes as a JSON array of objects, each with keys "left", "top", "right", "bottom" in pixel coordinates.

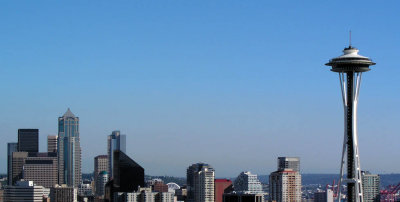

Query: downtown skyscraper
[
  {"left": 107, "top": 130, "right": 126, "bottom": 179},
  {"left": 58, "top": 108, "right": 82, "bottom": 187}
]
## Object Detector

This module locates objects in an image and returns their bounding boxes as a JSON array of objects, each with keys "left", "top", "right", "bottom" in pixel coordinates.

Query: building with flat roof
[
  {"left": 269, "top": 169, "right": 301, "bottom": 202},
  {"left": 11, "top": 151, "right": 28, "bottom": 185},
  {"left": 222, "top": 192, "right": 264, "bottom": 202},
  {"left": 277, "top": 157, "right": 300, "bottom": 172},
  {"left": 18, "top": 129, "right": 39, "bottom": 153},
  {"left": 50, "top": 184, "right": 77, "bottom": 202},
  {"left": 7, "top": 142, "right": 18, "bottom": 185},
  {"left": 47, "top": 135, "right": 58, "bottom": 153},
  {"left": 4, "top": 180, "right": 50, "bottom": 202},
  {"left": 108, "top": 130, "right": 126, "bottom": 179},
  {"left": 362, "top": 171, "right": 380, "bottom": 202},
  {"left": 187, "top": 163, "right": 215, "bottom": 202},
  {"left": 94, "top": 155, "right": 108, "bottom": 193},
  {"left": 23, "top": 152, "right": 58, "bottom": 188},
  {"left": 233, "top": 171, "right": 263, "bottom": 194},
  {"left": 215, "top": 179, "right": 232, "bottom": 202}
]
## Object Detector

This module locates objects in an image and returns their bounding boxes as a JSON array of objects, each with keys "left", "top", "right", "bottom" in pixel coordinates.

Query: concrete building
[
  {"left": 269, "top": 169, "right": 301, "bottom": 202},
  {"left": 58, "top": 108, "right": 82, "bottom": 187},
  {"left": 94, "top": 155, "right": 108, "bottom": 192},
  {"left": 314, "top": 190, "right": 334, "bottom": 202},
  {"left": 222, "top": 192, "right": 264, "bottom": 202},
  {"left": 96, "top": 171, "right": 108, "bottom": 197},
  {"left": 11, "top": 151, "right": 28, "bottom": 185},
  {"left": 361, "top": 171, "right": 380, "bottom": 202},
  {"left": 50, "top": 184, "right": 77, "bottom": 202},
  {"left": 215, "top": 179, "right": 232, "bottom": 202},
  {"left": 187, "top": 163, "right": 215, "bottom": 202},
  {"left": 7, "top": 142, "right": 18, "bottom": 185},
  {"left": 23, "top": 152, "right": 58, "bottom": 188},
  {"left": 78, "top": 183, "right": 93, "bottom": 197},
  {"left": 277, "top": 157, "right": 300, "bottom": 172},
  {"left": 107, "top": 130, "right": 126, "bottom": 179},
  {"left": 233, "top": 171, "right": 263, "bottom": 194},
  {"left": 18, "top": 129, "right": 39, "bottom": 153},
  {"left": 47, "top": 135, "right": 58, "bottom": 153},
  {"left": 115, "top": 187, "right": 175, "bottom": 202},
  {"left": 3, "top": 180, "right": 50, "bottom": 202}
]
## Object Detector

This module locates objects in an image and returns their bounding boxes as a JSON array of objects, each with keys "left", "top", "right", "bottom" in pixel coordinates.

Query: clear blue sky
[{"left": 1, "top": 1, "right": 399, "bottom": 177}]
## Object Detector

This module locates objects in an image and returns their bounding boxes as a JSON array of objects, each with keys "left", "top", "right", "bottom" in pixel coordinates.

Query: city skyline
[{"left": 1, "top": 1, "right": 400, "bottom": 177}]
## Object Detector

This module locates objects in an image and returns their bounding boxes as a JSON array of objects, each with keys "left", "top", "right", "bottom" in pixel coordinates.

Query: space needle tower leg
[
  {"left": 325, "top": 45, "right": 375, "bottom": 202},
  {"left": 338, "top": 72, "right": 364, "bottom": 202}
]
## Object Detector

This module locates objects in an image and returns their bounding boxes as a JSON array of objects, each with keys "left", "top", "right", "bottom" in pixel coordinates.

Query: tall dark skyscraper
[
  {"left": 18, "top": 129, "right": 39, "bottom": 153},
  {"left": 325, "top": 45, "right": 375, "bottom": 202},
  {"left": 58, "top": 108, "right": 82, "bottom": 187},
  {"left": 7, "top": 142, "right": 18, "bottom": 185},
  {"left": 105, "top": 150, "right": 144, "bottom": 202},
  {"left": 107, "top": 130, "right": 126, "bottom": 179}
]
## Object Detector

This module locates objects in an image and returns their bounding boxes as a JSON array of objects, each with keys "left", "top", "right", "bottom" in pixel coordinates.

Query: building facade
[
  {"left": 215, "top": 179, "right": 232, "bottom": 202},
  {"left": 23, "top": 152, "right": 58, "bottom": 188},
  {"left": 4, "top": 180, "right": 50, "bottom": 202},
  {"left": 96, "top": 171, "right": 108, "bottom": 197},
  {"left": 269, "top": 169, "right": 301, "bottom": 202},
  {"left": 277, "top": 157, "right": 300, "bottom": 172},
  {"left": 58, "top": 108, "right": 82, "bottom": 187},
  {"left": 361, "top": 171, "right": 380, "bottom": 202},
  {"left": 7, "top": 142, "right": 18, "bottom": 185},
  {"left": 107, "top": 130, "right": 126, "bottom": 179},
  {"left": 11, "top": 151, "right": 28, "bottom": 185},
  {"left": 187, "top": 163, "right": 215, "bottom": 202},
  {"left": 47, "top": 135, "right": 58, "bottom": 153},
  {"left": 314, "top": 190, "right": 334, "bottom": 202},
  {"left": 233, "top": 171, "right": 263, "bottom": 194},
  {"left": 94, "top": 155, "right": 108, "bottom": 192},
  {"left": 50, "top": 184, "right": 78, "bottom": 202},
  {"left": 18, "top": 129, "right": 39, "bottom": 153},
  {"left": 223, "top": 192, "right": 264, "bottom": 202}
]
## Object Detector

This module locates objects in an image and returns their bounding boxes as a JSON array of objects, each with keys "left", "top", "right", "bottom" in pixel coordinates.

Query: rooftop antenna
[{"left": 349, "top": 30, "right": 352, "bottom": 47}]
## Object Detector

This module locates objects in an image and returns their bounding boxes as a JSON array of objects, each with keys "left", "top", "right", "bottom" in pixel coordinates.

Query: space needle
[{"left": 325, "top": 41, "right": 375, "bottom": 202}]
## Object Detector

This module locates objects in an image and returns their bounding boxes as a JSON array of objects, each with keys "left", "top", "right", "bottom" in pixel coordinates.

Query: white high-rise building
[
  {"left": 314, "top": 190, "right": 334, "bottom": 202},
  {"left": 4, "top": 180, "right": 50, "bottom": 202},
  {"left": 362, "top": 171, "right": 380, "bottom": 202},
  {"left": 233, "top": 171, "right": 263, "bottom": 194},
  {"left": 187, "top": 163, "right": 215, "bottom": 202}
]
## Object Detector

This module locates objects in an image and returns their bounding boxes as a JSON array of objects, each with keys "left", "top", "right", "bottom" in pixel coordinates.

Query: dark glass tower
[
  {"left": 7, "top": 142, "right": 18, "bottom": 185},
  {"left": 18, "top": 129, "right": 39, "bottom": 153}
]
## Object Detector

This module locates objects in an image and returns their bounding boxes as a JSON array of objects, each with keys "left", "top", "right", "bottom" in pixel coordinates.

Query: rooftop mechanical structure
[{"left": 325, "top": 45, "right": 375, "bottom": 202}]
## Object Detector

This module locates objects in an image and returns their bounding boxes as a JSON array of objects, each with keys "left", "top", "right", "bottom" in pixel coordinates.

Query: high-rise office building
[
  {"left": 361, "top": 171, "right": 380, "bottom": 202},
  {"left": 215, "top": 179, "right": 232, "bottom": 202},
  {"left": 47, "top": 135, "right": 58, "bottom": 153},
  {"left": 105, "top": 150, "right": 145, "bottom": 201},
  {"left": 277, "top": 157, "right": 300, "bottom": 172},
  {"left": 96, "top": 171, "right": 108, "bottom": 197},
  {"left": 3, "top": 180, "right": 50, "bottom": 202},
  {"left": 23, "top": 152, "right": 58, "bottom": 188},
  {"left": 50, "top": 184, "right": 78, "bottom": 202},
  {"left": 7, "top": 142, "right": 18, "bottom": 185},
  {"left": 58, "top": 108, "right": 82, "bottom": 187},
  {"left": 11, "top": 151, "right": 28, "bottom": 185},
  {"left": 107, "top": 130, "right": 126, "bottom": 179},
  {"left": 94, "top": 155, "right": 108, "bottom": 192},
  {"left": 269, "top": 169, "right": 301, "bottom": 202},
  {"left": 233, "top": 171, "right": 263, "bottom": 194},
  {"left": 270, "top": 157, "right": 301, "bottom": 202},
  {"left": 187, "top": 163, "right": 215, "bottom": 202},
  {"left": 18, "top": 129, "right": 39, "bottom": 153}
]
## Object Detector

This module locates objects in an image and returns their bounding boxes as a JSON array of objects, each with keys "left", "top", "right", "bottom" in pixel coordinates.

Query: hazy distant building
[
  {"left": 18, "top": 129, "right": 39, "bottom": 153},
  {"left": 4, "top": 180, "right": 50, "bottom": 202},
  {"left": 107, "top": 130, "right": 126, "bottom": 179},
  {"left": 47, "top": 135, "right": 58, "bottom": 153},
  {"left": 153, "top": 180, "right": 169, "bottom": 193},
  {"left": 187, "top": 163, "right": 215, "bottom": 202},
  {"left": 94, "top": 155, "right": 108, "bottom": 192},
  {"left": 50, "top": 184, "right": 77, "bottom": 202},
  {"left": 58, "top": 108, "right": 82, "bottom": 187},
  {"left": 314, "top": 190, "right": 334, "bottom": 202},
  {"left": 23, "top": 152, "right": 58, "bottom": 188},
  {"left": 277, "top": 157, "right": 300, "bottom": 172},
  {"left": 11, "top": 151, "right": 28, "bottom": 185},
  {"left": 215, "top": 179, "right": 232, "bottom": 202},
  {"left": 362, "top": 171, "right": 380, "bottom": 202},
  {"left": 222, "top": 192, "right": 264, "bottom": 202},
  {"left": 96, "top": 171, "right": 108, "bottom": 197},
  {"left": 233, "top": 171, "right": 263, "bottom": 194},
  {"left": 7, "top": 142, "right": 18, "bottom": 185}
]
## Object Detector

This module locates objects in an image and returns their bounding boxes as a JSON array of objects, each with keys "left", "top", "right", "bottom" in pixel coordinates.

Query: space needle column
[{"left": 325, "top": 45, "right": 375, "bottom": 202}]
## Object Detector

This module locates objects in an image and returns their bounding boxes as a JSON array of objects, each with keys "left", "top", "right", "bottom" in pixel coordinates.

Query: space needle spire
[{"left": 325, "top": 44, "right": 376, "bottom": 202}]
